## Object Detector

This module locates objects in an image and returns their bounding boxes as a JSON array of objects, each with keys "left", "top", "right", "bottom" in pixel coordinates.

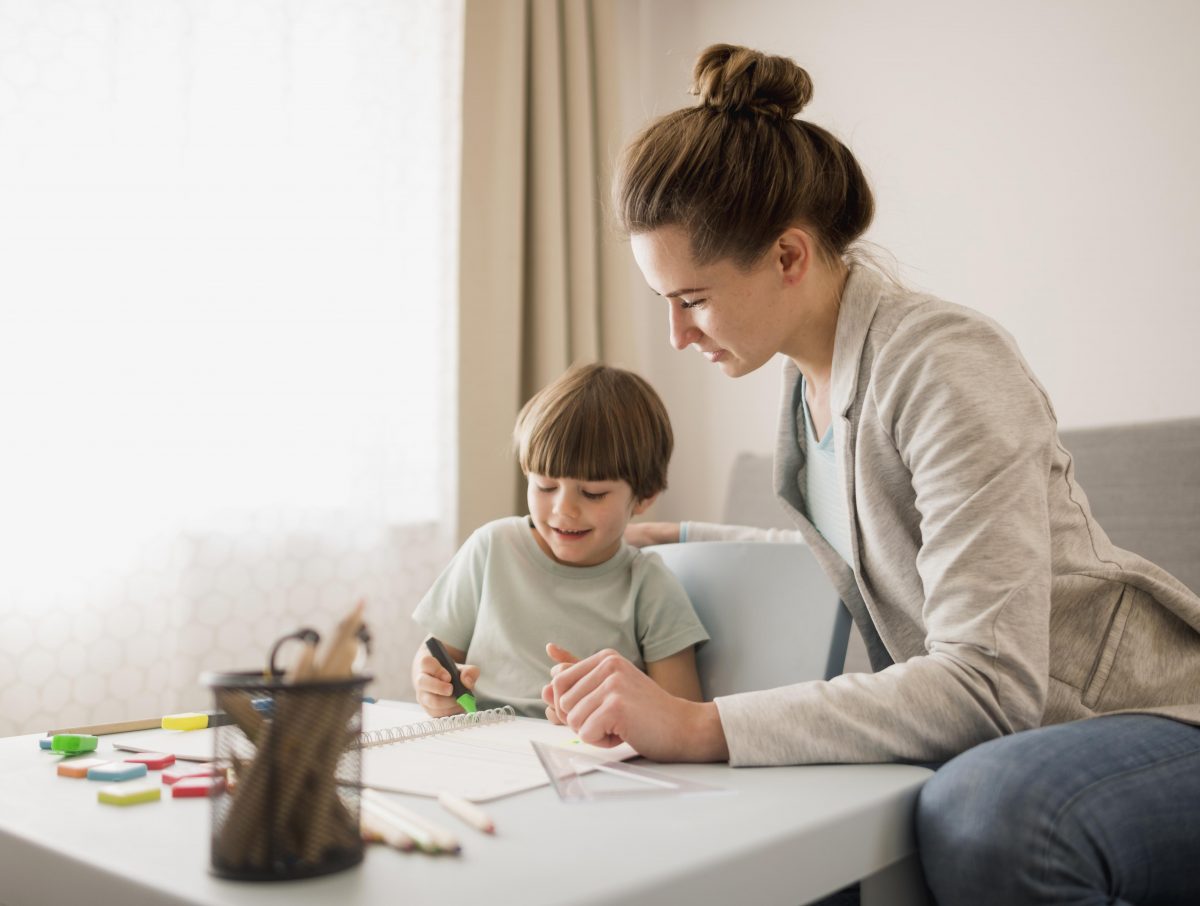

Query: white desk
[{"left": 0, "top": 728, "right": 932, "bottom": 906}]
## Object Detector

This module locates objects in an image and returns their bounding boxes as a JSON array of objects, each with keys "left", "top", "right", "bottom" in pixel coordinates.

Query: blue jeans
[{"left": 916, "top": 715, "right": 1200, "bottom": 905}]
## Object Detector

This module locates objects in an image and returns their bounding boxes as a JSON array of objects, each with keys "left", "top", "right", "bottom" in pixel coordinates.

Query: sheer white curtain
[{"left": 0, "top": 0, "right": 462, "bottom": 736}]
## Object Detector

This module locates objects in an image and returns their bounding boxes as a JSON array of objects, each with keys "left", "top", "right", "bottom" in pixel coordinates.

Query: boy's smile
[{"left": 526, "top": 474, "right": 654, "bottom": 567}]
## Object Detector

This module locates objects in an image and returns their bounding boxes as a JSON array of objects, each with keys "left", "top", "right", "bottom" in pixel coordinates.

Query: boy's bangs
[{"left": 522, "top": 403, "right": 628, "bottom": 485}]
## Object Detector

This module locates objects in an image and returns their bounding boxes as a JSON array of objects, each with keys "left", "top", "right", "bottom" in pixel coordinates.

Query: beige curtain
[{"left": 457, "top": 0, "right": 635, "bottom": 539}]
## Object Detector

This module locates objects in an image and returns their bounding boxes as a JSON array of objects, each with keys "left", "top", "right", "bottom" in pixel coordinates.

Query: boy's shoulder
[
  {"left": 453, "top": 516, "right": 532, "bottom": 564},
  {"left": 471, "top": 515, "right": 530, "bottom": 543},
  {"left": 468, "top": 513, "right": 525, "bottom": 535},
  {"left": 628, "top": 546, "right": 688, "bottom": 594}
]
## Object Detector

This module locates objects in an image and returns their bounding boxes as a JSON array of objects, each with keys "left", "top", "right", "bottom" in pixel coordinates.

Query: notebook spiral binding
[{"left": 356, "top": 705, "right": 517, "bottom": 749}]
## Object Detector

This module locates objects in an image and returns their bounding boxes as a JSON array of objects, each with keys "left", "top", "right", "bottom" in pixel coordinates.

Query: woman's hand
[
  {"left": 541, "top": 646, "right": 730, "bottom": 763},
  {"left": 411, "top": 644, "right": 480, "bottom": 718},
  {"left": 624, "top": 521, "right": 681, "bottom": 548},
  {"left": 544, "top": 643, "right": 578, "bottom": 724}
]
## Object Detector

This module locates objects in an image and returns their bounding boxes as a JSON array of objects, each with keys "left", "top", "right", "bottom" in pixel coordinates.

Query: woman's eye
[{"left": 680, "top": 298, "right": 706, "bottom": 310}]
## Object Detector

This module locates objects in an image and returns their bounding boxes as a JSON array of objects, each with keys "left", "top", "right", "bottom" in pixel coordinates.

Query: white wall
[{"left": 618, "top": 0, "right": 1200, "bottom": 525}]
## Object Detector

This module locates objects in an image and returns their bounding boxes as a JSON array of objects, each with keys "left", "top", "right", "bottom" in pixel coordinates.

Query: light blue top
[{"left": 799, "top": 377, "right": 853, "bottom": 567}]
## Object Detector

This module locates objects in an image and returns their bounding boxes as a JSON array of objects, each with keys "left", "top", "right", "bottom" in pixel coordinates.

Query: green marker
[
  {"left": 51, "top": 734, "right": 99, "bottom": 754},
  {"left": 425, "top": 637, "right": 477, "bottom": 713}
]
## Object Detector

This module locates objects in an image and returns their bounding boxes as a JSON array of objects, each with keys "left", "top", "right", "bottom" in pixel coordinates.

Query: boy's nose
[{"left": 553, "top": 492, "right": 580, "bottom": 518}]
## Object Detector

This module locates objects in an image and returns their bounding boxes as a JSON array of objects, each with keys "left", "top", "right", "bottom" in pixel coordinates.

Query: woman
[{"left": 543, "top": 44, "right": 1200, "bottom": 904}]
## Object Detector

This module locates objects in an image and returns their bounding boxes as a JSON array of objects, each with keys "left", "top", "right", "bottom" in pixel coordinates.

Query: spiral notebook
[{"left": 358, "top": 702, "right": 636, "bottom": 802}]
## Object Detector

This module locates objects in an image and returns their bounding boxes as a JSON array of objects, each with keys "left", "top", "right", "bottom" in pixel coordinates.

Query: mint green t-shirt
[{"left": 412, "top": 515, "right": 709, "bottom": 718}]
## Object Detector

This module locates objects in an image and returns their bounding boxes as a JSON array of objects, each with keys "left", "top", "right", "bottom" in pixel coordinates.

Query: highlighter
[{"left": 424, "top": 637, "right": 477, "bottom": 713}]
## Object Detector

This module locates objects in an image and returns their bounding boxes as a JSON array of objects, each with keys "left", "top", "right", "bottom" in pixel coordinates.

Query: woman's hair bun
[{"left": 690, "top": 44, "right": 813, "bottom": 120}]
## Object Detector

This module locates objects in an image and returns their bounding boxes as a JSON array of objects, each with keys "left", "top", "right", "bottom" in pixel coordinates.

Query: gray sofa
[
  {"left": 1056, "top": 418, "right": 1200, "bottom": 596},
  {"left": 723, "top": 417, "right": 1200, "bottom": 672}
]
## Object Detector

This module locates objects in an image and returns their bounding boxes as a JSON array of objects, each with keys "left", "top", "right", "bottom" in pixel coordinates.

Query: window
[{"left": 0, "top": 0, "right": 463, "bottom": 735}]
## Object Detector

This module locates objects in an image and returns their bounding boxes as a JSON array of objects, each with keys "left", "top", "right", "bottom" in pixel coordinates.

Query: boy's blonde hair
[{"left": 513, "top": 363, "right": 673, "bottom": 502}]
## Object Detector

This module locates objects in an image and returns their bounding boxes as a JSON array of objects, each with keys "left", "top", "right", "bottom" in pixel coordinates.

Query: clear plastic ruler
[{"left": 530, "top": 740, "right": 729, "bottom": 802}]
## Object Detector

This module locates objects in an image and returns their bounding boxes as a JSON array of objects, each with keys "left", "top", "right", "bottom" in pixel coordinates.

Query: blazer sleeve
[{"left": 716, "top": 309, "right": 1057, "bottom": 765}]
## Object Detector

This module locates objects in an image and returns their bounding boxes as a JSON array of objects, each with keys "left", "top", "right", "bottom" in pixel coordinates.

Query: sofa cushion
[
  {"left": 1059, "top": 418, "right": 1200, "bottom": 596},
  {"left": 722, "top": 451, "right": 794, "bottom": 530}
]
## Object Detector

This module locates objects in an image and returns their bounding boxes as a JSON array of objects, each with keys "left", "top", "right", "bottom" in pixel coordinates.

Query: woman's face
[{"left": 631, "top": 225, "right": 800, "bottom": 378}]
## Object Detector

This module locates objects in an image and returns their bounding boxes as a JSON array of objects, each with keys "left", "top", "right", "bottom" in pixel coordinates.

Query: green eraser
[
  {"left": 457, "top": 694, "right": 477, "bottom": 714},
  {"left": 52, "top": 734, "right": 99, "bottom": 754}
]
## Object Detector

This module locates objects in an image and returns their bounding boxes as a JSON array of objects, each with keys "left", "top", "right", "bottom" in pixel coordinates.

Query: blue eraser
[
  {"left": 88, "top": 762, "right": 148, "bottom": 782},
  {"left": 39, "top": 737, "right": 53, "bottom": 750},
  {"left": 250, "top": 697, "right": 275, "bottom": 716},
  {"left": 362, "top": 696, "right": 377, "bottom": 704}
]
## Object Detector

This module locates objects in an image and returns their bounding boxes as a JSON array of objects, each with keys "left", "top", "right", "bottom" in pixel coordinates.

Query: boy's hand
[
  {"left": 413, "top": 650, "right": 480, "bottom": 718},
  {"left": 624, "top": 521, "right": 681, "bottom": 548},
  {"left": 543, "top": 643, "right": 579, "bottom": 724}
]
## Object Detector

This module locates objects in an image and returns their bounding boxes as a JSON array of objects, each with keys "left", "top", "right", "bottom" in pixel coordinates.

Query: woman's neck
[{"left": 781, "top": 260, "right": 847, "bottom": 390}]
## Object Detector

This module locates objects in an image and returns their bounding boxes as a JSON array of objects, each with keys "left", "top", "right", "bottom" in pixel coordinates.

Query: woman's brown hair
[{"left": 614, "top": 44, "right": 874, "bottom": 268}]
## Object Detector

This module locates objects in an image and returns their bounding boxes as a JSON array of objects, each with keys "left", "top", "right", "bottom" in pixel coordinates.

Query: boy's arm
[{"left": 645, "top": 646, "right": 703, "bottom": 702}]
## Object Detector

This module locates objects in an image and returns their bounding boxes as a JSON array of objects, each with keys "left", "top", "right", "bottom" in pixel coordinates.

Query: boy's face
[{"left": 525, "top": 473, "right": 654, "bottom": 567}]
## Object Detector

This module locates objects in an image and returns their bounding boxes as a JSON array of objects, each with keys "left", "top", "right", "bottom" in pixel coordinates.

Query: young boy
[{"left": 411, "top": 363, "right": 708, "bottom": 718}]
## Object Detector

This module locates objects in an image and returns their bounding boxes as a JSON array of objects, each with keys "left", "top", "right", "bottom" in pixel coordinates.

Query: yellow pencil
[{"left": 46, "top": 717, "right": 161, "bottom": 736}]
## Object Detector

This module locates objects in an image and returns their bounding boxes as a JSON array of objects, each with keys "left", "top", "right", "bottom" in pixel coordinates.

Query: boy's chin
[{"left": 550, "top": 545, "right": 589, "bottom": 564}]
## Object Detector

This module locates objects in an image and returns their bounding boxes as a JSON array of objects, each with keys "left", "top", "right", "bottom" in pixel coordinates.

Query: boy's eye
[
  {"left": 581, "top": 490, "right": 608, "bottom": 501},
  {"left": 537, "top": 485, "right": 557, "bottom": 493}
]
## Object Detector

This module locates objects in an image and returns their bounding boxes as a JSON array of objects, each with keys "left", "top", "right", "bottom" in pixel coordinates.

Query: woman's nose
[{"left": 668, "top": 305, "right": 701, "bottom": 351}]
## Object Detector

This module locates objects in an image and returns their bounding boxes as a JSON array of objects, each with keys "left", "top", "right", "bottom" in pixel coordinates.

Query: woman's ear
[
  {"left": 631, "top": 493, "right": 659, "bottom": 517},
  {"left": 776, "top": 227, "right": 814, "bottom": 285}
]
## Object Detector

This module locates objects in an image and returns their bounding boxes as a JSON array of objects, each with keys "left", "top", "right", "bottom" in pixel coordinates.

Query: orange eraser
[{"left": 58, "top": 757, "right": 109, "bottom": 778}]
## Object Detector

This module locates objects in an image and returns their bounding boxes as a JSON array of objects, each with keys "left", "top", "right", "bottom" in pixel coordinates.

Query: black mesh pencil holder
[{"left": 201, "top": 670, "right": 371, "bottom": 881}]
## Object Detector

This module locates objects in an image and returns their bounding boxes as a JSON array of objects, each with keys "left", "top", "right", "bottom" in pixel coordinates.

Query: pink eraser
[
  {"left": 124, "top": 752, "right": 176, "bottom": 770},
  {"left": 161, "top": 765, "right": 223, "bottom": 785}
]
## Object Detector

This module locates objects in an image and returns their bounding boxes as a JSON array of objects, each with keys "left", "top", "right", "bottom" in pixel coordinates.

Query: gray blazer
[{"left": 700, "top": 266, "right": 1200, "bottom": 765}]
